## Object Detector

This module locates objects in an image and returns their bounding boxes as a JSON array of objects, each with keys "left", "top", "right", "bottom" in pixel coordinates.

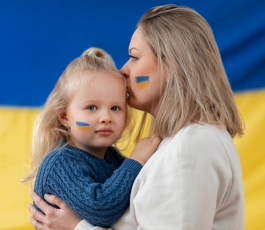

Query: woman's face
[{"left": 120, "top": 27, "right": 162, "bottom": 116}]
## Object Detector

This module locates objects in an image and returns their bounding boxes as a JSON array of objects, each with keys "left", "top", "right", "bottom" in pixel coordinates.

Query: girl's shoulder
[
  {"left": 42, "top": 144, "right": 87, "bottom": 166},
  {"left": 106, "top": 146, "right": 126, "bottom": 165},
  {"left": 42, "top": 146, "right": 66, "bottom": 163}
]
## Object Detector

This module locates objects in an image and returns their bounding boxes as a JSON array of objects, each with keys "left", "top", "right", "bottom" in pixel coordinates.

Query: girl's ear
[{"left": 58, "top": 110, "right": 68, "bottom": 127}]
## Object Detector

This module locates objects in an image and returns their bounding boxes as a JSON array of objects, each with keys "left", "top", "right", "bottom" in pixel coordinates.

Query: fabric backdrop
[{"left": 0, "top": 1, "right": 264, "bottom": 229}]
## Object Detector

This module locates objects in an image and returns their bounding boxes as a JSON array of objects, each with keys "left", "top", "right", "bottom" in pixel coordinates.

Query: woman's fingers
[
  {"left": 30, "top": 192, "right": 51, "bottom": 214},
  {"left": 28, "top": 203, "right": 45, "bottom": 223},
  {"left": 29, "top": 192, "right": 82, "bottom": 229},
  {"left": 44, "top": 193, "right": 67, "bottom": 210},
  {"left": 29, "top": 215, "right": 45, "bottom": 230}
]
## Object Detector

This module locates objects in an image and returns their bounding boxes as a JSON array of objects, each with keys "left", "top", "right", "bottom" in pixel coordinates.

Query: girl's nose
[{"left": 99, "top": 112, "right": 112, "bottom": 124}]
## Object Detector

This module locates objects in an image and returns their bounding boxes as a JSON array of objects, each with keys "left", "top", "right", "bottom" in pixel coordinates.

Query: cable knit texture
[{"left": 34, "top": 144, "right": 142, "bottom": 226}]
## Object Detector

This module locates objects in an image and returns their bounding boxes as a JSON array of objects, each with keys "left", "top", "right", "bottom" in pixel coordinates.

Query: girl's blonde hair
[
  {"left": 138, "top": 4, "right": 244, "bottom": 138},
  {"left": 21, "top": 47, "right": 133, "bottom": 184}
]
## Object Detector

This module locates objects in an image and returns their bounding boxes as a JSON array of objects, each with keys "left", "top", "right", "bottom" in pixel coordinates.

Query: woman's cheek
[{"left": 135, "top": 76, "right": 150, "bottom": 89}]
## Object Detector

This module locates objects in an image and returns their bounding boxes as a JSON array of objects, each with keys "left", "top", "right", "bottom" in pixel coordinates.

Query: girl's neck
[{"left": 67, "top": 140, "right": 107, "bottom": 159}]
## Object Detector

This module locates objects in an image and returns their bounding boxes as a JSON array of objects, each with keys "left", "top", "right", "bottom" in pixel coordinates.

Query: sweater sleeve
[{"left": 35, "top": 154, "right": 142, "bottom": 227}]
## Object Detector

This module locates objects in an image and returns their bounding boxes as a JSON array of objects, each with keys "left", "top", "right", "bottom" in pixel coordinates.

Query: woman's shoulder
[
  {"left": 162, "top": 123, "right": 235, "bottom": 159},
  {"left": 174, "top": 123, "right": 231, "bottom": 143},
  {"left": 154, "top": 123, "right": 239, "bottom": 179}
]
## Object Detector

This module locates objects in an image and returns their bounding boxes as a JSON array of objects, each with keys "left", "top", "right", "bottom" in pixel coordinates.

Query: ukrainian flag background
[{"left": 0, "top": 1, "right": 264, "bottom": 229}]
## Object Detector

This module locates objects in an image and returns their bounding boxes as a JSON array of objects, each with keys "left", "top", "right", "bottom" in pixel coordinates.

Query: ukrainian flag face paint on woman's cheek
[
  {"left": 76, "top": 121, "right": 90, "bottom": 131},
  {"left": 135, "top": 76, "right": 150, "bottom": 89}
]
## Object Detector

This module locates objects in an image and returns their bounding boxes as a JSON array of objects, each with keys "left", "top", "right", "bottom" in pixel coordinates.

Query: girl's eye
[
  {"left": 111, "top": 106, "right": 120, "bottom": 111},
  {"left": 87, "top": 105, "right": 97, "bottom": 111},
  {"left": 129, "top": 55, "right": 138, "bottom": 61}
]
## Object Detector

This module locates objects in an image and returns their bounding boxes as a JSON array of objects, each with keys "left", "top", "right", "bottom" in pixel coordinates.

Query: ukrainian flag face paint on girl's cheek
[
  {"left": 135, "top": 76, "right": 150, "bottom": 89},
  {"left": 76, "top": 121, "right": 90, "bottom": 131}
]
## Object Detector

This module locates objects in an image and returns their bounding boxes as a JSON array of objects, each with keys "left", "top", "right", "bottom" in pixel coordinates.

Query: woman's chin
[
  {"left": 127, "top": 97, "right": 138, "bottom": 110},
  {"left": 128, "top": 99, "right": 148, "bottom": 113}
]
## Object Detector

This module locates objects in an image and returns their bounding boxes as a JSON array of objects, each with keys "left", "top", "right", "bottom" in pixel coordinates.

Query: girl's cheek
[
  {"left": 75, "top": 121, "right": 91, "bottom": 131},
  {"left": 135, "top": 76, "right": 150, "bottom": 89}
]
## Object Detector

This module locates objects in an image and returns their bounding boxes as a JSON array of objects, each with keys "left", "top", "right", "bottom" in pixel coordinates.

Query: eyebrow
[
  {"left": 115, "top": 102, "right": 126, "bottom": 105},
  {"left": 129, "top": 47, "right": 139, "bottom": 53},
  {"left": 84, "top": 100, "right": 126, "bottom": 104},
  {"left": 84, "top": 100, "right": 125, "bottom": 105}
]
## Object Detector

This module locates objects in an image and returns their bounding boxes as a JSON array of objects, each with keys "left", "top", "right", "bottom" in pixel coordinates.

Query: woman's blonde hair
[
  {"left": 138, "top": 4, "right": 244, "bottom": 138},
  {"left": 21, "top": 47, "right": 133, "bottom": 184}
]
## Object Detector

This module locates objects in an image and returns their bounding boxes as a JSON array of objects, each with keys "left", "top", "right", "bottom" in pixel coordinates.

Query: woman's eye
[
  {"left": 87, "top": 105, "right": 97, "bottom": 111},
  {"left": 111, "top": 106, "right": 120, "bottom": 111},
  {"left": 129, "top": 55, "right": 138, "bottom": 61}
]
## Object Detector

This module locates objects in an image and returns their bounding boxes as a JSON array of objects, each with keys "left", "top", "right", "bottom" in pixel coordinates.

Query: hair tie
[{"left": 88, "top": 50, "right": 96, "bottom": 56}]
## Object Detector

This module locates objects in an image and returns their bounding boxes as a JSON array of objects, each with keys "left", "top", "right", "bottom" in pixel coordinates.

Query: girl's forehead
[{"left": 69, "top": 70, "right": 124, "bottom": 93}]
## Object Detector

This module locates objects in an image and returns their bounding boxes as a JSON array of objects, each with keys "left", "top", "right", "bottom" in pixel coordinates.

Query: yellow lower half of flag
[{"left": 1, "top": 90, "right": 264, "bottom": 229}]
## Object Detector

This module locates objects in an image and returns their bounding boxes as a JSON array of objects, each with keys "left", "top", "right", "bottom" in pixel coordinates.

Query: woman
[{"left": 29, "top": 4, "right": 244, "bottom": 230}]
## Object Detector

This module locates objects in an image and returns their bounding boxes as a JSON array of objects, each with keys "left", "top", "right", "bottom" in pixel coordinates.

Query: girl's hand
[
  {"left": 29, "top": 191, "right": 82, "bottom": 230},
  {"left": 130, "top": 134, "right": 161, "bottom": 165}
]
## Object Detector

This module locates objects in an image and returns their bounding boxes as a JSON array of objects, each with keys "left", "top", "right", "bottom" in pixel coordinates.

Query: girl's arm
[
  {"left": 37, "top": 156, "right": 140, "bottom": 226},
  {"left": 31, "top": 135, "right": 161, "bottom": 228}
]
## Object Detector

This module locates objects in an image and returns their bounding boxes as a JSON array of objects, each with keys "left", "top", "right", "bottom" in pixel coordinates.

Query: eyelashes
[{"left": 135, "top": 76, "right": 150, "bottom": 89}]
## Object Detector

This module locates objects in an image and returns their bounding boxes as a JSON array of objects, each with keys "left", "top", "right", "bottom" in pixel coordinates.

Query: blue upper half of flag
[{"left": 1, "top": 0, "right": 265, "bottom": 107}]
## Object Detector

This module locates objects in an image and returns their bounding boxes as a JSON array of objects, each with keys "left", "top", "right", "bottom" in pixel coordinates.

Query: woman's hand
[
  {"left": 29, "top": 191, "right": 82, "bottom": 230},
  {"left": 130, "top": 134, "right": 161, "bottom": 165}
]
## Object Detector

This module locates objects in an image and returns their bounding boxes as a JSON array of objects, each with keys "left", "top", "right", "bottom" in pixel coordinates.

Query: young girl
[{"left": 21, "top": 47, "right": 161, "bottom": 227}]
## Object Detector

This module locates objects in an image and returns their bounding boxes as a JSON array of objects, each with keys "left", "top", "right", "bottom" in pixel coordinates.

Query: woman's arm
[
  {"left": 30, "top": 192, "right": 107, "bottom": 230},
  {"left": 29, "top": 192, "right": 82, "bottom": 230}
]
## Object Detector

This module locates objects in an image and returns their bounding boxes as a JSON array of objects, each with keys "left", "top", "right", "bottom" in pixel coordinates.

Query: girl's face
[
  {"left": 60, "top": 71, "right": 126, "bottom": 158},
  {"left": 120, "top": 27, "right": 162, "bottom": 117}
]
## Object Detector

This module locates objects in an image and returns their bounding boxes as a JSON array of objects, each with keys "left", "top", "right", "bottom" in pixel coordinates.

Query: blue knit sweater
[{"left": 34, "top": 144, "right": 142, "bottom": 226}]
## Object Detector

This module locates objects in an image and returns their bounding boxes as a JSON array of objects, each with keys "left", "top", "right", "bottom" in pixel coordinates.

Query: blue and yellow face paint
[
  {"left": 135, "top": 76, "right": 150, "bottom": 89},
  {"left": 76, "top": 121, "right": 90, "bottom": 131}
]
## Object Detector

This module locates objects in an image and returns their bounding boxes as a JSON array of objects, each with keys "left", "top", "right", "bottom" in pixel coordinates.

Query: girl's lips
[{"left": 96, "top": 128, "right": 113, "bottom": 136}]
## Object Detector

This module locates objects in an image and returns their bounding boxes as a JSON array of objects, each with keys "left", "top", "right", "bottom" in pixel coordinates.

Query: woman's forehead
[{"left": 129, "top": 28, "right": 147, "bottom": 50}]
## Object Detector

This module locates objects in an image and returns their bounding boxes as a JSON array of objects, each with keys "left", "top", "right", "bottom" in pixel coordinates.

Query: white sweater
[{"left": 76, "top": 124, "right": 244, "bottom": 230}]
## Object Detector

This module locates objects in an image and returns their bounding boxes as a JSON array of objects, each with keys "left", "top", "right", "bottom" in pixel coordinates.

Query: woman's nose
[{"left": 120, "top": 61, "right": 129, "bottom": 79}]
